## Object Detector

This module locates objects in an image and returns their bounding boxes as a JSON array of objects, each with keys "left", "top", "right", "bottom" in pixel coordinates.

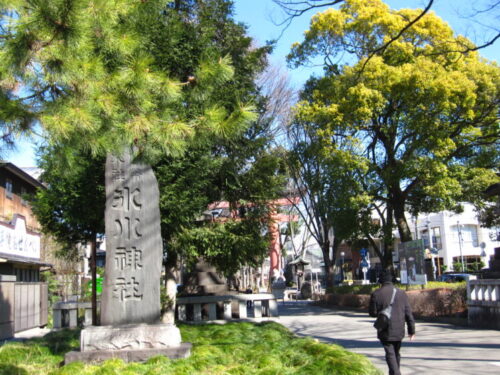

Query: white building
[{"left": 406, "top": 204, "right": 500, "bottom": 272}]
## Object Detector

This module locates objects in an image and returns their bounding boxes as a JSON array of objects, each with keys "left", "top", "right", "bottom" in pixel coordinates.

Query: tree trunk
[
  {"left": 393, "top": 199, "right": 412, "bottom": 243},
  {"left": 380, "top": 203, "right": 395, "bottom": 269},
  {"left": 320, "top": 239, "right": 334, "bottom": 289},
  {"left": 161, "top": 263, "right": 177, "bottom": 324},
  {"left": 331, "top": 237, "right": 341, "bottom": 285},
  {"left": 90, "top": 233, "right": 97, "bottom": 325}
]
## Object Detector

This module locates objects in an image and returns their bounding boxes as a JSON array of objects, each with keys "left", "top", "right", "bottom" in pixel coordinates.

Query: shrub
[{"left": 0, "top": 323, "right": 382, "bottom": 375}]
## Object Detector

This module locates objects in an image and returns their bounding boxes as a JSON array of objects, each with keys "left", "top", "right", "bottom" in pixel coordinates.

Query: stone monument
[
  {"left": 182, "top": 259, "right": 228, "bottom": 295},
  {"left": 65, "top": 150, "right": 191, "bottom": 363}
]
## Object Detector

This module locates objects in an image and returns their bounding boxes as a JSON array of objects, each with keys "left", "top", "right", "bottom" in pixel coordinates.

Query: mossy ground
[{"left": 0, "top": 322, "right": 382, "bottom": 375}]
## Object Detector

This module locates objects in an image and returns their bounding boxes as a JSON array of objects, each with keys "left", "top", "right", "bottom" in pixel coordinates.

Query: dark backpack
[{"left": 373, "top": 288, "right": 396, "bottom": 331}]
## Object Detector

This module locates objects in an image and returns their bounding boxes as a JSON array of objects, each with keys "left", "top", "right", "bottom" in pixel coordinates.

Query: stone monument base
[
  {"left": 65, "top": 344, "right": 192, "bottom": 364},
  {"left": 65, "top": 323, "right": 191, "bottom": 364}
]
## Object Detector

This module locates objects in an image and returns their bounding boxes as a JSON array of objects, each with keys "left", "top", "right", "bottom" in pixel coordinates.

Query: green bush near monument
[{"left": 0, "top": 323, "right": 381, "bottom": 375}]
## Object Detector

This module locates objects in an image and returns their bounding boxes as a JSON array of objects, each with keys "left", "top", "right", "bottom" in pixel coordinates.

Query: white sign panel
[{"left": 0, "top": 215, "right": 41, "bottom": 259}]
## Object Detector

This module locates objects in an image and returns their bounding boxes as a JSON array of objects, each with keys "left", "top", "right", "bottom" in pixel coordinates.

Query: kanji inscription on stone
[
  {"left": 111, "top": 187, "right": 142, "bottom": 212},
  {"left": 101, "top": 149, "right": 162, "bottom": 325},
  {"left": 113, "top": 218, "right": 142, "bottom": 240},
  {"left": 114, "top": 247, "right": 143, "bottom": 271},
  {"left": 113, "top": 276, "right": 143, "bottom": 301}
]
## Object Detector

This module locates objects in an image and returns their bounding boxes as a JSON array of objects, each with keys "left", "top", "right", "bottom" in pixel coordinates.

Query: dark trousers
[{"left": 381, "top": 340, "right": 402, "bottom": 375}]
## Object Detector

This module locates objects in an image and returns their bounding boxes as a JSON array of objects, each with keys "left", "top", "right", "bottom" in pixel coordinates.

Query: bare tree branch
[
  {"left": 272, "top": 0, "right": 343, "bottom": 26},
  {"left": 458, "top": 31, "right": 500, "bottom": 52}
]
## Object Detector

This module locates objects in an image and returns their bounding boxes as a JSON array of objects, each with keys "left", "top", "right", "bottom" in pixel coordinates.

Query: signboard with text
[
  {"left": 398, "top": 239, "right": 426, "bottom": 285},
  {"left": 0, "top": 215, "right": 40, "bottom": 259}
]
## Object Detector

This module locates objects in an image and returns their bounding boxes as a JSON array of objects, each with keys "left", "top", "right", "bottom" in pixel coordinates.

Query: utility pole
[
  {"left": 457, "top": 221, "right": 465, "bottom": 272},
  {"left": 427, "top": 219, "right": 437, "bottom": 280}
]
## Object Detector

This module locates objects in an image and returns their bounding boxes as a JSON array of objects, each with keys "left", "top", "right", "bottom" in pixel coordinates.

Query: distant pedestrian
[{"left": 369, "top": 270, "right": 415, "bottom": 375}]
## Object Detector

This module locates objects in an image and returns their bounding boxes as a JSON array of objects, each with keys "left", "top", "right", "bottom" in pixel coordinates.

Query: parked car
[{"left": 438, "top": 273, "right": 477, "bottom": 282}]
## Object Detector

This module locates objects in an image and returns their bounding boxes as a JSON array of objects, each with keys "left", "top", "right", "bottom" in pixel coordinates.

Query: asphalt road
[{"left": 277, "top": 301, "right": 500, "bottom": 375}]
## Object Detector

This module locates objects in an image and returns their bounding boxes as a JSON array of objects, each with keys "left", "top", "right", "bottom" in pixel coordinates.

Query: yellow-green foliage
[
  {"left": 0, "top": 323, "right": 382, "bottom": 375},
  {"left": 288, "top": 0, "right": 500, "bottom": 234}
]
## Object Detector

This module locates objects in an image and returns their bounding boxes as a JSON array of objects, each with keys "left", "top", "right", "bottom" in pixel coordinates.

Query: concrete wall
[
  {"left": 468, "top": 306, "right": 500, "bottom": 329},
  {"left": 320, "top": 287, "right": 467, "bottom": 319},
  {"left": 467, "top": 279, "right": 500, "bottom": 329}
]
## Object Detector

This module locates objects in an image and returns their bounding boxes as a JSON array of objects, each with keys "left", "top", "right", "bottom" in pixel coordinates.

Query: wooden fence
[{"left": 0, "top": 282, "right": 48, "bottom": 340}]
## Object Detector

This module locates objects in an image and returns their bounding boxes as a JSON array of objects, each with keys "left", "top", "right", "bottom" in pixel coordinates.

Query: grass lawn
[{"left": 0, "top": 322, "right": 382, "bottom": 375}]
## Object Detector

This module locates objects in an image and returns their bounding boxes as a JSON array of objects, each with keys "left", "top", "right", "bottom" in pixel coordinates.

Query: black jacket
[{"left": 369, "top": 282, "right": 415, "bottom": 341}]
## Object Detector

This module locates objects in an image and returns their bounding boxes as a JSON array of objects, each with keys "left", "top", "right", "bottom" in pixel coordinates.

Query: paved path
[{"left": 277, "top": 301, "right": 500, "bottom": 375}]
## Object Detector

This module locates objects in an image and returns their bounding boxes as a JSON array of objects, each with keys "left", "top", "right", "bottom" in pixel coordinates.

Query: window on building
[
  {"left": 421, "top": 229, "right": 430, "bottom": 249},
  {"left": 431, "top": 227, "right": 442, "bottom": 250},
  {"left": 5, "top": 178, "right": 13, "bottom": 199},
  {"left": 452, "top": 255, "right": 484, "bottom": 272},
  {"left": 13, "top": 267, "right": 40, "bottom": 282},
  {"left": 421, "top": 226, "right": 442, "bottom": 250},
  {"left": 21, "top": 186, "right": 28, "bottom": 206},
  {"left": 454, "top": 224, "right": 479, "bottom": 247}
]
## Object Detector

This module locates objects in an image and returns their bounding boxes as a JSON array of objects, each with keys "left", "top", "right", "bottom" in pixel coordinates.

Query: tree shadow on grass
[
  {"left": 0, "top": 364, "right": 28, "bottom": 375},
  {"left": 34, "top": 329, "right": 80, "bottom": 356}
]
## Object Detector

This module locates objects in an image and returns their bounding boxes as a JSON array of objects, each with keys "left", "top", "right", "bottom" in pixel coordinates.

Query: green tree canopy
[
  {"left": 31, "top": 145, "right": 105, "bottom": 255},
  {"left": 24, "top": 1, "right": 286, "bottom": 279},
  {"left": 289, "top": 0, "right": 500, "bottom": 266},
  {"left": 152, "top": 1, "right": 286, "bottom": 274},
  {"left": 286, "top": 93, "right": 371, "bottom": 287},
  {"left": 0, "top": 0, "right": 256, "bottom": 160}
]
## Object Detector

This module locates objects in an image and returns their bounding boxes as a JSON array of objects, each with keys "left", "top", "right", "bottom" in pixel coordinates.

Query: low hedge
[
  {"left": 321, "top": 282, "right": 467, "bottom": 318},
  {"left": 326, "top": 281, "right": 466, "bottom": 295}
]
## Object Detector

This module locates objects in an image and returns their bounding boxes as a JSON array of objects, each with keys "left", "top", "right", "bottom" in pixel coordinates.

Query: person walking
[{"left": 369, "top": 270, "right": 415, "bottom": 375}]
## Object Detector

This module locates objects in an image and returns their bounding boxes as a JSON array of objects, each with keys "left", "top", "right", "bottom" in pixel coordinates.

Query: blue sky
[
  {"left": 232, "top": 0, "right": 499, "bottom": 84},
  {"left": 6, "top": 0, "right": 499, "bottom": 167}
]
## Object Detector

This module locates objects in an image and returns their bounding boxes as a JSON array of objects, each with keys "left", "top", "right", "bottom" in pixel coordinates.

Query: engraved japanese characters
[{"left": 101, "top": 151, "right": 163, "bottom": 325}]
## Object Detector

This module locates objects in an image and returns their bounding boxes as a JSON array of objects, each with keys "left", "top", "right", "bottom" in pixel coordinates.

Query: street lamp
[{"left": 340, "top": 251, "right": 345, "bottom": 283}]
